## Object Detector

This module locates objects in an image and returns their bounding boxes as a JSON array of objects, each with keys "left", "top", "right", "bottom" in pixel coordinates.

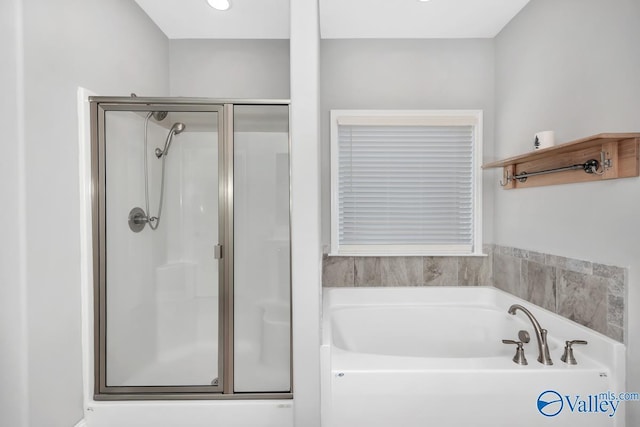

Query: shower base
[{"left": 122, "top": 343, "right": 219, "bottom": 387}]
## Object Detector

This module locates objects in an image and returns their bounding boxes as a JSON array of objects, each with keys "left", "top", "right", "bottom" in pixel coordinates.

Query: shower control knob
[{"left": 128, "top": 207, "right": 148, "bottom": 233}]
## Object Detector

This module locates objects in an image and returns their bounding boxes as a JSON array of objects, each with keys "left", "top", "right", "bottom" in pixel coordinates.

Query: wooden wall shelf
[{"left": 483, "top": 133, "right": 640, "bottom": 189}]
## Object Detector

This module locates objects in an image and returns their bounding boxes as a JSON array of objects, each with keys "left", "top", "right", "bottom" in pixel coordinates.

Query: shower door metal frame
[{"left": 90, "top": 97, "right": 293, "bottom": 400}]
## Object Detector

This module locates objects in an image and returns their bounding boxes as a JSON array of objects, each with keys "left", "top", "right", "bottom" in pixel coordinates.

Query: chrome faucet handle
[
  {"left": 502, "top": 339, "right": 528, "bottom": 365},
  {"left": 518, "top": 330, "right": 531, "bottom": 343},
  {"left": 560, "top": 340, "right": 588, "bottom": 365}
]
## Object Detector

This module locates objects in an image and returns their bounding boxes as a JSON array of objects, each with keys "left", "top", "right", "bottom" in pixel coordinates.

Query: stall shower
[{"left": 90, "top": 98, "right": 291, "bottom": 399}]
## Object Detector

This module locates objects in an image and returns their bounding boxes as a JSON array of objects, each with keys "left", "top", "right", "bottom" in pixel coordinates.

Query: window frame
[{"left": 330, "top": 109, "right": 483, "bottom": 257}]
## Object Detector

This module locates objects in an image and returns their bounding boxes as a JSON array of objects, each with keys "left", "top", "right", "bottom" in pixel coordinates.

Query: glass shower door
[{"left": 98, "top": 105, "right": 224, "bottom": 393}]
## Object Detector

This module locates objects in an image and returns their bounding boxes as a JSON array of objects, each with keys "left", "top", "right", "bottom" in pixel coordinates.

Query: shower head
[
  {"left": 155, "top": 122, "right": 186, "bottom": 158},
  {"left": 171, "top": 122, "right": 186, "bottom": 135}
]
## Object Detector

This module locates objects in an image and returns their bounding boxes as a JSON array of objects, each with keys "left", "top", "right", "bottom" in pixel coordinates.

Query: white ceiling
[
  {"left": 134, "top": 0, "right": 291, "bottom": 39},
  {"left": 320, "top": 0, "right": 531, "bottom": 39},
  {"left": 134, "top": 0, "right": 530, "bottom": 40}
]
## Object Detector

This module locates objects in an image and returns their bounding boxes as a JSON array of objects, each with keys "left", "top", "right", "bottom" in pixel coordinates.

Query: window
[{"left": 330, "top": 110, "right": 483, "bottom": 256}]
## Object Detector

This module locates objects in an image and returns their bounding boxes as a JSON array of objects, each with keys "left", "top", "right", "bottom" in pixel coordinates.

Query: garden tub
[{"left": 321, "top": 287, "right": 625, "bottom": 427}]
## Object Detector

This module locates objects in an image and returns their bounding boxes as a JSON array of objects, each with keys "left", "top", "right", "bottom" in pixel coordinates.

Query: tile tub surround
[
  {"left": 322, "top": 251, "right": 493, "bottom": 287},
  {"left": 493, "top": 245, "right": 627, "bottom": 343},
  {"left": 322, "top": 245, "right": 627, "bottom": 343}
]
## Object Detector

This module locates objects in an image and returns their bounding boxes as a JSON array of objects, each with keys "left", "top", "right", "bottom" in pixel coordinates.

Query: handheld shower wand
[
  {"left": 155, "top": 122, "right": 186, "bottom": 158},
  {"left": 129, "top": 119, "right": 187, "bottom": 233}
]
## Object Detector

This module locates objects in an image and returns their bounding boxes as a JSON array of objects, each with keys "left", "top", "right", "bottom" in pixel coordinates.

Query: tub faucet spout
[{"left": 508, "top": 304, "right": 553, "bottom": 365}]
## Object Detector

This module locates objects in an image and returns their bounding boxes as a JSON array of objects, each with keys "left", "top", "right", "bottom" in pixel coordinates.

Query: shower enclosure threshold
[{"left": 83, "top": 400, "right": 294, "bottom": 427}]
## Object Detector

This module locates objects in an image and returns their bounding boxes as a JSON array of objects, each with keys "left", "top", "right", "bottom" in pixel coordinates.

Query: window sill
[{"left": 327, "top": 252, "right": 488, "bottom": 258}]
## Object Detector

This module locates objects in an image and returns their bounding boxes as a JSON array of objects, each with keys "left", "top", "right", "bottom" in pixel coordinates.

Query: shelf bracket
[
  {"left": 499, "top": 165, "right": 515, "bottom": 188},
  {"left": 601, "top": 142, "right": 618, "bottom": 179}
]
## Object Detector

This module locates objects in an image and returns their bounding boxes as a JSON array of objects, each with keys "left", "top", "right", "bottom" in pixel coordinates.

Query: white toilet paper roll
[{"left": 534, "top": 131, "right": 555, "bottom": 150}]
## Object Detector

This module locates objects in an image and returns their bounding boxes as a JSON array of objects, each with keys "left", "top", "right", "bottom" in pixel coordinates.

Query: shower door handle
[{"left": 214, "top": 244, "right": 223, "bottom": 259}]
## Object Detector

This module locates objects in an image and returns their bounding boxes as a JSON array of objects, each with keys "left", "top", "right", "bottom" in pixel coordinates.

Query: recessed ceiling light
[{"left": 207, "top": 0, "right": 230, "bottom": 11}]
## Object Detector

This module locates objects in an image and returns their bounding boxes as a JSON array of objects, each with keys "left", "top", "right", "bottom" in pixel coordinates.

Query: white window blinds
[{"left": 331, "top": 111, "right": 482, "bottom": 256}]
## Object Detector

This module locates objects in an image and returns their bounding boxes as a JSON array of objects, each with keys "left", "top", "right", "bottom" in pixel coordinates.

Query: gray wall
[
  {"left": 0, "top": 1, "right": 28, "bottom": 426},
  {"left": 494, "top": 0, "right": 640, "bottom": 424},
  {"left": 320, "top": 39, "right": 496, "bottom": 249},
  {"left": 169, "top": 40, "right": 290, "bottom": 98},
  {"left": 8, "top": 0, "right": 170, "bottom": 426}
]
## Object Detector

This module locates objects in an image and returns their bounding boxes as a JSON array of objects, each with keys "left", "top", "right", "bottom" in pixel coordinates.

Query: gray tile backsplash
[
  {"left": 324, "top": 254, "right": 492, "bottom": 288},
  {"left": 353, "top": 257, "right": 382, "bottom": 286},
  {"left": 322, "top": 245, "right": 627, "bottom": 343},
  {"left": 322, "top": 256, "right": 354, "bottom": 287},
  {"left": 557, "top": 269, "right": 609, "bottom": 336},
  {"left": 493, "top": 253, "right": 522, "bottom": 298},
  {"left": 380, "top": 257, "right": 424, "bottom": 286},
  {"left": 492, "top": 245, "right": 626, "bottom": 343},
  {"left": 458, "top": 254, "right": 492, "bottom": 286},
  {"left": 424, "top": 257, "right": 458, "bottom": 286},
  {"left": 521, "top": 259, "right": 556, "bottom": 312}
]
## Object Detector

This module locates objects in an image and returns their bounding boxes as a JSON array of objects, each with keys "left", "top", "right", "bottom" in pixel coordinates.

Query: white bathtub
[{"left": 321, "top": 287, "right": 626, "bottom": 427}]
